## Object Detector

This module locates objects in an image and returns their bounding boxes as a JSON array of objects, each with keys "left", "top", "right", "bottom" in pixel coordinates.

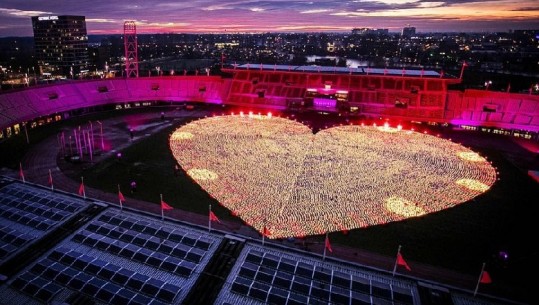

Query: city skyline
[{"left": 0, "top": 0, "right": 538, "bottom": 37}]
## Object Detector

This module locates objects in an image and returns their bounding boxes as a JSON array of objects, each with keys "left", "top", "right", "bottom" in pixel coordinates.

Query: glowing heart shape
[{"left": 170, "top": 115, "right": 496, "bottom": 239}]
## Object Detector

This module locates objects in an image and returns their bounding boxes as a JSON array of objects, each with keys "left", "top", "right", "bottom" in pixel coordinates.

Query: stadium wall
[{"left": 0, "top": 75, "right": 538, "bottom": 137}]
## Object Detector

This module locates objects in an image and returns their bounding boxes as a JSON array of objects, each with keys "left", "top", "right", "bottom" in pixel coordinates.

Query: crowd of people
[{"left": 169, "top": 114, "right": 497, "bottom": 239}]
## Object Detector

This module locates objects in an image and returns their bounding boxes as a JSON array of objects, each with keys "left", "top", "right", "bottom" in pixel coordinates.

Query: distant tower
[
  {"left": 402, "top": 25, "right": 416, "bottom": 37},
  {"left": 124, "top": 21, "right": 139, "bottom": 78}
]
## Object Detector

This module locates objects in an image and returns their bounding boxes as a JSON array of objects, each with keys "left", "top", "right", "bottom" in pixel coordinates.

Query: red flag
[
  {"left": 480, "top": 270, "right": 492, "bottom": 284},
  {"left": 263, "top": 226, "right": 272, "bottom": 237},
  {"left": 48, "top": 171, "right": 53, "bottom": 186},
  {"left": 209, "top": 211, "right": 220, "bottom": 223},
  {"left": 78, "top": 182, "right": 85, "bottom": 196},
  {"left": 161, "top": 200, "right": 173, "bottom": 210},
  {"left": 118, "top": 190, "right": 125, "bottom": 203},
  {"left": 397, "top": 253, "right": 411, "bottom": 271},
  {"left": 325, "top": 234, "right": 333, "bottom": 253}
]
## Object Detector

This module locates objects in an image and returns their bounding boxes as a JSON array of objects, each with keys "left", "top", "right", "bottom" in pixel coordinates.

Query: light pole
[
  {"left": 484, "top": 80, "right": 492, "bottom": 90},
  {"left": 97, "top": 121, "right": 104, "bottom": 151}
]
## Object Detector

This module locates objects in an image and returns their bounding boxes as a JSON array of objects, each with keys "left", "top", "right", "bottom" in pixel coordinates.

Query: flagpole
[
  {"left": 392, "top": 245, "right": 402, "bottom": 276},
  {"left": 49, "top": 169, "right": 54, "bottom": 191},
  {"left": 19, "top": 162, "right": 25, "bottom": 183},
  {"left": 474, "top": 262, "right": 487, "bottom": 296},
  {"left": 208, "top": 204, "right": 212, "bottom": 232},
  {"left": 323, "top": 232, "right": 328, "bottom": 260},
  {"left": 118, "top": 184, "right": 123, "bottom": 210},
  {"left": 81, "top": 176, "right": 85, "bottom": 199},
  {"left": 160, "top": 194, "right": 164, "bottom": 220},
  {"left": 262, "top": 219, "right": 266, "bottom": 246}
]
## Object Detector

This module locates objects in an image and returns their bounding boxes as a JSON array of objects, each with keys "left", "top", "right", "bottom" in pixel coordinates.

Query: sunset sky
[{"left": 0, "top": 0, "right": 538, "bottom": 37}]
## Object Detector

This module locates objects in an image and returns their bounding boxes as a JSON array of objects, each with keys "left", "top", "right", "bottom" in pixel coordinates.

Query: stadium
[{"left": 0, "top": 65, "right": 538, "bottom": 305}]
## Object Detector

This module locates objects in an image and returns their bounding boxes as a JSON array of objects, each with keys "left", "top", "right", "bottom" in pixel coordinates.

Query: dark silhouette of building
[{"left": 402, "top": 25, "right": 416, "bottom": 37}]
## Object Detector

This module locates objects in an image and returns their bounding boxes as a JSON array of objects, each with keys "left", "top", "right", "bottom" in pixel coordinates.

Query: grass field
[{"left": 3, "top": 107, "right": 538, "bottom": 303}]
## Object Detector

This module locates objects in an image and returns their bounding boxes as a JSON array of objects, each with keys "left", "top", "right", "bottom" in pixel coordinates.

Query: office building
[{"left": 31, "top": 15, "right": 89, "bottom": 76}]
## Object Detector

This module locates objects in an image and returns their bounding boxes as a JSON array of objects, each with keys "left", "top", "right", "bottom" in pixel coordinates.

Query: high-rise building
[
  {"left": 31, "top": 15, "right": 89, "bottom": 76},
  {"left": 402, "top": 25, "right": 416, "bottom": 37}
]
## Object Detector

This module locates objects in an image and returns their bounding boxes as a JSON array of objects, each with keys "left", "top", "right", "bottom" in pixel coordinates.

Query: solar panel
[
  {"left": 120, "top": 219, "right": 135, "bottom": 229},
  {"left": 272, "top": 274, "right": 292, "bottom": 289},
  {"left": 81, "top": 280, "right": 100, "bottom": 295},
  {"left": 157, "top": 282, "right": 181, "bottom": 303},
  {"left": 160, "top": 257, "right": 180, "bottom": 273},
  {"left": 331, "top": 286, "right": 350, "bottom": 304},
  {"left": 127, "top": 273, "right": 150, "bottom": 290},
  {"left": 98, "top": 263, "right": 121, "bottom": 279},
  {"left": 194, "top": 239, "right": 211, "bottom": 250},
  {"left": 255, "top": 271, "right": 274, "bottom": 284},
  {"left": 96, "top": 287, "right": 115, "bottom": 301},
  {"left": 239, "top": 267, "right": 256, "bottom": 279},
  {"left": 107, "top": 242, "right": 123, "bottom": 254},
  {"left": 99, "top": 213, "right": 113, "bottom": 223},
  {"left": 182, "top": 235, "right": 197, "bottom": 247},
  {"left": 169, "top": 231, "right": 184, "bottom": 243},
  {"left": 262, "top": 257, "right": 279, "bottom": 269},
  {"left": 141, "top": 224, "right": 158, "bottom": 235},
  {"left": 290, "top": 281, "right": 310, "bottom": 295},
  {"left": 249, "top": 287, "right": 268, "bottom": 301},
  {"left": 144, "top": 237, "right": 161, "bottom": 251},
  {"left": 141, "top": 278, "right": 162, "bottom": 296},
  {"left": 245, "top": 252, "right": 263, "bottom": 264},
  {"left": 157, "top": 242, "right": 173, "bottom": 255},
  {"left": 131, "top": 234, "right": 147, "bottom": 247},
  {"left": 171, "top": 246, "right": 187, "bottom": 259},
  {"left": 84, "top": 259, "right": 106, "bottom": 275},
  {"left": 130, "top": 293, "right": 152, "bottom": 305},
  {"left": 54, "top": 268, "right": 78, "bottom": 285},
  {"left": 108, "top": 228, "right": 122, "bottom": 239},
  {"left": 332, "top": 272, "right": 351, "bottom": 289},
  {"left": 268, "top": 287, "right": 289, "bottom": 305},
  {"left": 30, "top": 261, "right": 48, "bottom": 275},
  {"left": 393, "top": 288, "right": 414, "bottom": 304},
  {"left": 313, "top": 269, "right": 332, "bottom": 283},
  {"left": 310, "top": 286, "right": 330, "bottom": 302},
  {"left": 120, "top": 244, "right": 137, "bottom": 258},
  {"left": 131, "top": 222, "right": 146, "bottom": 232},
  {"left": 351, "top": 291, "right": 372, "bottom": 305},
  {"left": 175, "top": 265, "right": 192, "bottom": 277},
  {"left": 295, "top": 266, "right": 313, "bottom": 278},
  {"left": 231, "top": 279, "right": 250, "bottom": 295},
  {"left": 111, "top": 288, "right": 137, "bottom": 305},
  {"left": 155, "top": 228, "right": 171, "bottom": 239},
  {"left": 146, "top": 253, "right": 164, "bottom": 268},
  {"left": 372, "top": 296, "right": 393, "bottom": 305},
  {"left": 67, "top": 274, "right": 86, "bottom": 290},
  {"left": 112, "top": 268, "right": 135, "bottom": 285},
  {"left": 277, "top": 260, "right": 296, "bottom": 273},
  {"left": 287, "top": 292, "right": 308, "bottom": 305},
  {"left": 34, "top": 282, "right": 62, "bottom": 302},
  {"left": 43, "top": 263, "right": 66, "bottom": 280},
  {"left": 185, "top": 250, "right": 202, "bottom": 263},
  {"left": 372, "top": 281, "right": 391, "bottom": 299}
]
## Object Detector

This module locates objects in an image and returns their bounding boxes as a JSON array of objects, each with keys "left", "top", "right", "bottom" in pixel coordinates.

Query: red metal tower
[{"left": 124, "top": 21, "right": 139, "bottom": 78}]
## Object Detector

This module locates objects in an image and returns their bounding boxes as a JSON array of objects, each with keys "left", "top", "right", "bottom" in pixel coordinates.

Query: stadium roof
[{"left": 232, "top": 64, "right": 442, "bottom": 77}]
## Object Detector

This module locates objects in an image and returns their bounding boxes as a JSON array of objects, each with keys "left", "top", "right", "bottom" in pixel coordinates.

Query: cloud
[
  {"left": 86, "top": 18, "right": 118, "bottom": 23},
  {"left": 0, "top": 7, "right": 53, "bottom": 17},
  {"left": 300, "top": 9, "right": 332, "bottom": 14}
]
